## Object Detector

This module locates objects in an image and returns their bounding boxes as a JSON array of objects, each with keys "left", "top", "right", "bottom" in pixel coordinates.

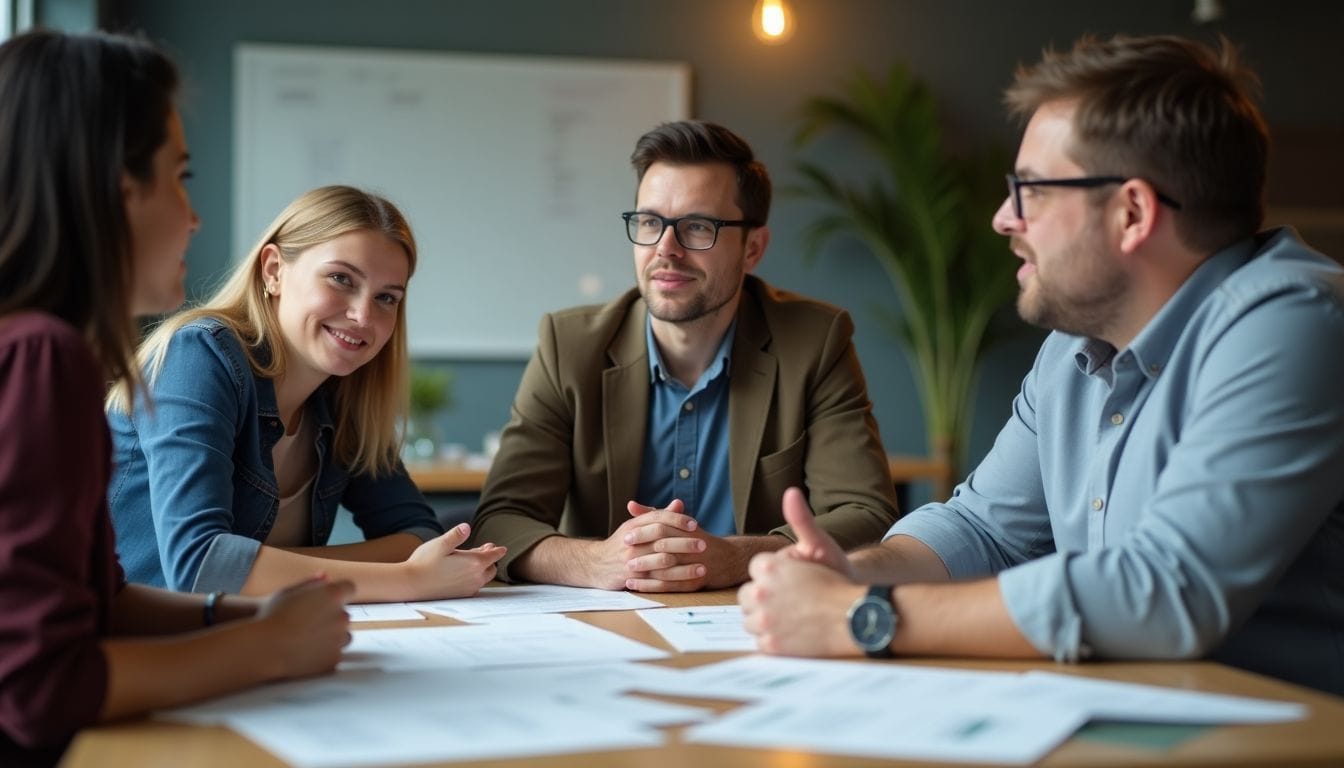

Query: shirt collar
[
  {"left": 1074, "top": 236, "right": 1258, "bottom": 380},
  {"left": 645, "top": 315, "right": 736, "bottom": 388}
]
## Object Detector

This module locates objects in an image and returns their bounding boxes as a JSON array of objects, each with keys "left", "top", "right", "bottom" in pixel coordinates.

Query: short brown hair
[
  {"left": 630, "top": 120, "right": 772, "bottom": 225},
  {"left": 1005, "top": 35, "right": 1268, "bottom": 253}
]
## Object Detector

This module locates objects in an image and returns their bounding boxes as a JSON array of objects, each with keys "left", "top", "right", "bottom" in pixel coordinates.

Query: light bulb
[{"left": 752, "top": 0, "right": 795, "bottom": 44}]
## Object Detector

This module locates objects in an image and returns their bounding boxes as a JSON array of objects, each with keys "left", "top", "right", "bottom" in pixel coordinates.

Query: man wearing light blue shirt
[{"left": 739, "top": 34, "right": 1344, "bottom": 696}]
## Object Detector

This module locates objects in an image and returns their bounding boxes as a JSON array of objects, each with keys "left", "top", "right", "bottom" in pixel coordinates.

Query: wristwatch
[{"left": 847, "top": 584, "right": 897, "bottom": 658}]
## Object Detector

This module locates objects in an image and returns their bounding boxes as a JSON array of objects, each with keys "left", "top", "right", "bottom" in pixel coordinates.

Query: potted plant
[
  {"left": 793, "top": 64, "right": 1021, "bottom": 489},
  {"left": 403, "top": 366, "right": 455, "bottom": 463}
]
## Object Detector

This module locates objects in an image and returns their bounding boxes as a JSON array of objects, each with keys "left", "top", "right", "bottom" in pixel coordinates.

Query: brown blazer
[{"left": 473, "top": 276, "right": 900, "bottom": 580}]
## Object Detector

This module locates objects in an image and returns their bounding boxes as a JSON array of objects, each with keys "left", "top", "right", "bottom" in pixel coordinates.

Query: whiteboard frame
[{"left": 233, "top": 43, "right": 691, "bottom": 358}]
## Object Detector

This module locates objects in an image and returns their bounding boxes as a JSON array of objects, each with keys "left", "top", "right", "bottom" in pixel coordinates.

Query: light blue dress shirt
[
  {"left": 635, "top": 318, "right": 735, "bottom": 536},
  {"left": 889, "top": 229, "right": 1344, "bottom": 695}
]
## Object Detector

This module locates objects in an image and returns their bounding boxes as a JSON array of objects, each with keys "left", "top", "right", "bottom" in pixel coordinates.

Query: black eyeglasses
[
  {"left": 621, "top": 211, "right": 760, "bottom": 251},
  {"left": 1005, "top": 174, "right": 1183, "bottom": 220}
]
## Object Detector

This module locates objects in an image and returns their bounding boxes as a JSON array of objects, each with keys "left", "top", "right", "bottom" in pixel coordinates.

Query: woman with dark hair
[{"left": 0, "top": 30, "right": 352, "bottom": 767}]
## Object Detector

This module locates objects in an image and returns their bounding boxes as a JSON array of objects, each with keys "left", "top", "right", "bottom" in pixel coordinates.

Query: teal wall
[{"left": 109, "top": 0, "right": 1344, "bottom": 505}]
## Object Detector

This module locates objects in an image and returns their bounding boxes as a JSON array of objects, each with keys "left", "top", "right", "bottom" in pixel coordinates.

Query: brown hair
[
  {"left": 0, "top": 30, "right": 178, "bottom": 384},
  {"left": 630, "top": 120, "right": 772, "bottom": 225},
  {"left": 111, "top": 185, "right": 417, "bottom": 477},
  {"left": 1004, "top": 34, "right": 1268, "bottom": 253}
]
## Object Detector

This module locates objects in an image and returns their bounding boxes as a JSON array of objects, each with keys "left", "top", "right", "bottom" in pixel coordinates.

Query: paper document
[
  {"left": 159, "top": 665, "right": 695, "bottom": 767},
  {"left": 345, "top": 602, "right": 425, "bottom": 622},
  {"left": 226, "top": 687, "right": 663, "bottom": 767},
  {"left": 409, "top": 584, "right": 662, "bottom": 621},
  {"left": 340, "top": 614, "right": 667, "bottom": 671},
  {"left": 665, "top": 656, "right": 1308, "bottom": 765},
  {"left": 688, "top": 693, "right": 1084, "bottom": 764},
  {"left": 1017, "top": 671, "right": 1308, "bottom": 723},
  {"left": 637, "top": 605, "right": 756, "bottom": 652}
]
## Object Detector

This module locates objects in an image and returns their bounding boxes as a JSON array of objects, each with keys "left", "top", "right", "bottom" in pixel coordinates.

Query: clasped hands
[{"left": 592, "top": 499, "right": 745, "bottom": 592}]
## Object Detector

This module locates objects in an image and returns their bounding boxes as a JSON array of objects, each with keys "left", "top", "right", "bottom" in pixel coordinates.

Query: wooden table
[
  {"left": 410, "top": 454, "right": 955, "bottom": 500},
  {"left": 64, "top": 590, "right": 1344, "bottom": 768}
]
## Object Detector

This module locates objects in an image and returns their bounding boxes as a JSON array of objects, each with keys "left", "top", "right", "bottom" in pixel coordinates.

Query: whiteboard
[{"left": 234, "top": 43, "right": 691, "bottom": 357}]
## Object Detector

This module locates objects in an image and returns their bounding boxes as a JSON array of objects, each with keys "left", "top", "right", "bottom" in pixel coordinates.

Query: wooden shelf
[{"left": 408, "top": 454, "right": 953, "bottom": 499}]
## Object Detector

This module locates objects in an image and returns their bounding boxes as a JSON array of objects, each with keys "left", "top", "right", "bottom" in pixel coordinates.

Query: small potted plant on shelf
[{"left": 403, "top": 365, "right": 454, "bottom": 464}]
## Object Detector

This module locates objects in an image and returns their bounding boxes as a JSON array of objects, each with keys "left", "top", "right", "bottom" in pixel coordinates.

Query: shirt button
[
  {"left": 683, "top": 401, "right": 695, "bottom": 412},
  {"left": 1149, "top": 363, "right": 1161, "bottom": 375},
  {"left": 1091, "top": 498, "right": 1104, "bottom": 511},
  {"left": 1110, "top": 413, "right": 1124, "bottom": 426},
  {"left": 679, "top": 468, "right": 691, "bottom": 480}
]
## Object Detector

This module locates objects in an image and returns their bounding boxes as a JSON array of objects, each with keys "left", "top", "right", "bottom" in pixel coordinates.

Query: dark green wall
[{"left": 109, "top": 0, "right": 1344, "bottom": 504}]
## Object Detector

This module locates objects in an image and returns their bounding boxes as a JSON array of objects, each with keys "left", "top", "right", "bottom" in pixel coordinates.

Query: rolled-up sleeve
[
  {"left": 892, "top": 279, "right": 1344, "bottom": 665},
  {"left": 888, "top": 340, "right": 1056, "bottom": 580},
  {"left": 131, "top": 327, "right": 259, "bottom": 592},
  {"left": 1005, "top": 289, "right": 1344, "bottom": 662}
]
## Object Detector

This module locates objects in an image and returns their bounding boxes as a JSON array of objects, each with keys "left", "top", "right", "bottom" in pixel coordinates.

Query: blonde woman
[{"left": 108, "top": 185, "right": 504, "bottom": 601}]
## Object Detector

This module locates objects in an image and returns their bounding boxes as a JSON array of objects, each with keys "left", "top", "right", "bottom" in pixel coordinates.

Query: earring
[{"left": 265, "top": 283, "right": 277, "bottom": 296}]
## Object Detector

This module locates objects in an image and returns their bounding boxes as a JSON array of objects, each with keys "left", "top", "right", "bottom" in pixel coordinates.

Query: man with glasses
[
  {"left": 472, "top": 120, "right": 899, "bottom": 591},
  {"left": 739, "top": 35, "right": 1344, "bottom": 696}
]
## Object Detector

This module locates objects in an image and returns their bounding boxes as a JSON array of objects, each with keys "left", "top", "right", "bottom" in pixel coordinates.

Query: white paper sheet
[
  {"left": 344, "top": 602, "right": 425, "bottom": 622},
  {"left": 227, "top": 692, "right": 663, "bottom": 767},
  {"left": 408, "top": 584, "right": 662, "bottom": 621},
  {"left": 669, "top": 656, "right": 1308, "bottom": 765},
  {"left": 339, "top": 614, "right": 668, "bottom": 671},
  {"left": 626, "top": 654, "right": 1012, "bottom": 702},
  {"left": 1018, "top": 670, "right": 1309, "bottom": 723},
  {"left": 687, "top": 694, "right": 1086, "bottom": 764},
  {"left": 159, "top": 665, "right": 697, "bottom": 767},
  {"left": 636, "top": 605, "right": 756, "bottom": 652}
]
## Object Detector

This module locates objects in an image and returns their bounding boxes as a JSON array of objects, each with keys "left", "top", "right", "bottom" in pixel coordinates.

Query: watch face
[{"left": 849, "top": 596, "right": 896, "bottom": 652}]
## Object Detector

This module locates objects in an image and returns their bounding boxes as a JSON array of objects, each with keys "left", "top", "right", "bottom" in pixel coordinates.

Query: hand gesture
[
  {"left": 738, "top": 551, "right": 860, "bottom": 657},
  {"left": 256, "top": 576, "right": 354, "bottom": 678},
  {"left": 777, "top": 486, "right": 854, "bottom": 579},
  {"left": 404, "top": 523, "right": 507, "bottom": 599}
]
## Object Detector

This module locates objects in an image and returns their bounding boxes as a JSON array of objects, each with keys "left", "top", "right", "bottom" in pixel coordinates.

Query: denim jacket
[{"left": 108, "top": 318, "right": 441, "bottom": 593}]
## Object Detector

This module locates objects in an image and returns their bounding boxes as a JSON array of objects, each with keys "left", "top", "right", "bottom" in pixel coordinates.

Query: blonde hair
[{"left": 109, "top": 184, "right": 417, "bottom": 477}]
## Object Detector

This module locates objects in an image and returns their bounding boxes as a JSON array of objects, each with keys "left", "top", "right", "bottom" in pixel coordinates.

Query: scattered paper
[
  {"left": 636, "top": 605, "right": 756, "bottom": 652},
  {"left": 345, "top": 602, "right": 425, "bottom": 622},
  {"left": 409, "top": 584, "right": 662, "bottom": 622},
  {"left": 340, "top": 614, "right": 667, "bottom": 672},
  {"left": 1018, "top": 671, "right": 1308, "bottom": 723}
]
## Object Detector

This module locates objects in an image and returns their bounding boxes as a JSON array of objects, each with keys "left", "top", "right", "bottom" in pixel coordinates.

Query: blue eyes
[{"left": 328, "top": 273, "right": 401, "bottom": 306}]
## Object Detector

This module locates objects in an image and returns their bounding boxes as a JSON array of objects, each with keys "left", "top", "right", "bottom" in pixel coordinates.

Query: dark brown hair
[
  {"left": 0, "top": 29, "right": 179, "bottom": 383},
  {"left": 1005, "top": 35, "right": 1268, "bottom": 253},
  {"left": 630, "top": 120, "right": 772, "bottom": 225}
]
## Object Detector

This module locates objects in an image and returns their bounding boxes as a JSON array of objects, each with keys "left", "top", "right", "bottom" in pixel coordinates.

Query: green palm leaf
[{"left": 794, "top": 65, "right": 1021, "bottom": 478}]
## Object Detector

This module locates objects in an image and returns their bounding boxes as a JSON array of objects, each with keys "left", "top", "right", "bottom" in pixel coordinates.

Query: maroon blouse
[{"left": 0, "top": 311, "right": 124, "bottom": 757}]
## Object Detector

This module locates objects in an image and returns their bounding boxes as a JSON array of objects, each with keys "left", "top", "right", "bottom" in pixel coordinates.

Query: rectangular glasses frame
[
  {"left": 1006, "top": 174, "right": 1183, "bottom": 220},
  {"left": 621, "top": 211, "right": 760, "bottom": 251}
]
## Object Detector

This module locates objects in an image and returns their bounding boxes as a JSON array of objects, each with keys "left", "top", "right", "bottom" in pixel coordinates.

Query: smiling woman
[{"left": 105, "top": 185, "right": 506, "bottom": 604}]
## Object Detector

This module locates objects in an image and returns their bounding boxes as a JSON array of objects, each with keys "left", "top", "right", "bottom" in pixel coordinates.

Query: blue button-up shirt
[
  {"left": 890, "top": 229, "right": 1344, "bottom": 695},
  {"left": 635, "top": 318, "right": 735, "bottom": 535}
]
